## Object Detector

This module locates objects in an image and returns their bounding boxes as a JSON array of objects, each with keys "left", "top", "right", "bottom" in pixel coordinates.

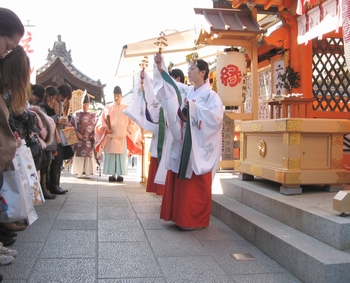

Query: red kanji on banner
[
  {"left": 21, "top": 31, "right": 34, "bottom": 54},
  {"left": 220, "top": 64, "right": 242, "bottom": 87},
  {"left": 21, "top": 31, "right": 35, "bottom": 75}
]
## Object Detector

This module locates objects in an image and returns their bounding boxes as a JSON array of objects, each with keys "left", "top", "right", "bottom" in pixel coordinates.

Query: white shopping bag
[
  {"left": 0, "top": 169, "right": 29, "bottom": 222},
  {"left": 13, "top": 143, "right": 40, "bottom": 225},
  {"left": 16, "top": 141, "right": 45, "bottom": 205}
]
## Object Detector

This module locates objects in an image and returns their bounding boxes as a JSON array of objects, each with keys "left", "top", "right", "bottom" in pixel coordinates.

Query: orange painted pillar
[{"left": 287, "top": 15, "right": 313, "bottom": 100}]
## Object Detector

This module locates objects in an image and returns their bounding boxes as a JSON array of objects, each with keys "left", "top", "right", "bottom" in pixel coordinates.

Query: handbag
[
  {"left": 25, "top": 113, "right": 46, "bottom": 171},
  {"left": 60, "top": 127, "right": 79, "bottom": 146},
  {"left": 0, "top": 159, "right": 29, "bottom": 222},
  {"left": 62, "top": 145, "right": 74, "bottom": 160},
  {"left": 25, "top": 133, "right": 46, "bottom": 171},
  {"left": 45, "top": 129, "right": 58, "bottom": 152},
  {"left": 16, "top": 142, "right": 44, "bottom": 206},
  {"left": 13, "top": 144, "right": 39, "bottom": 224}
]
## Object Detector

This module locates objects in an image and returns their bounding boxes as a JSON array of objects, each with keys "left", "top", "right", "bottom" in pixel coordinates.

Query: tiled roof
[
  {"left": 36, "top": 55, "right": 103, "bottom": 88},
  {"left": 36, "top": 36, "right": 106, "bottom": 103}
]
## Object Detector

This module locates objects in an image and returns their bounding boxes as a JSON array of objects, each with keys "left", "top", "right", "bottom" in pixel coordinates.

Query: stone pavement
[{"left": 0, "top": 167, "right": 302, "bottom": 283}]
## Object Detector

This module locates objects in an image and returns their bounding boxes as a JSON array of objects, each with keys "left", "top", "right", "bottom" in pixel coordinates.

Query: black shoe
[
  {"left": 0, "top": 236, "right": 15, "bottom": 246},
  {"left": 58, "top": 187, "right": 68, "bottom": 193},
  {"left": 50, "top": 187, "right": 67, "bottom": 195},
  {"left": 3, "top": 238, "right": 15, "bottom": 247},
  {"left": 0, "top": 235, "right": 10, "bottom": 242},
  {"left": 0, "top": 228, "right": 17, "bottom": 238},
  {"left": 108, "top": 176, "right": 117, "bottom": 182},
  {"left": 43, "top": 193, "right": 56, "bottom": 199},
  {"left": 116, "top": 176, "right": 123, "bottom": 182}
]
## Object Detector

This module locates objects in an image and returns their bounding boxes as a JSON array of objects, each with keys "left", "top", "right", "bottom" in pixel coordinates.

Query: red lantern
[{"left": 216, "top": 51, "right": 246, "bottom": 106}]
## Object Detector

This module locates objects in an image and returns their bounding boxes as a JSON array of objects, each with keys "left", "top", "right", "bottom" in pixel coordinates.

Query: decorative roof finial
[{"left": 47, "top": 34, "right": 72, "bottom": 62}]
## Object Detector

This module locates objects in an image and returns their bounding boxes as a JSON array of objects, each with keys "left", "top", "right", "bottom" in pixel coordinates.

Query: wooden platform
[{"left": 234, "top": 118, "right": 350, "bottom": 194}]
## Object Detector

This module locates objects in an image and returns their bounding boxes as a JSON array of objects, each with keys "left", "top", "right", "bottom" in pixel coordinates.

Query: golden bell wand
[{"left": 154, "top": 31, "right": 168, "bottom": 55}]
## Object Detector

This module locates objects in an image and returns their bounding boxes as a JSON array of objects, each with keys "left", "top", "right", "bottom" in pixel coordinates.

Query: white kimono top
[
  {"left": 123, "top": 70, "right": 165, "bottom": 158},
  {"left": 153, "top": 58, "right": 224, "bottom": 182}
]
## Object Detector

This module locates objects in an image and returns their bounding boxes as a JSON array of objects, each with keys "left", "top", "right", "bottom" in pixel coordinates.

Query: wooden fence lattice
[{"left": 312, "top": 37, "right": 350, "bottom": 112}]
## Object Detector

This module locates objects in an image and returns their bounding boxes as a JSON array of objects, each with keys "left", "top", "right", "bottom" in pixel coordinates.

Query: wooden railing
[{"left": 268, "top": 98, "right": 315, "bottom": 119}]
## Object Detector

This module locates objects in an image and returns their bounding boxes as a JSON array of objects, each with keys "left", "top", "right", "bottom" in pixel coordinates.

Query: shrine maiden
[{"left": 153, "top": 53, "right": 224, "bottom": 230}]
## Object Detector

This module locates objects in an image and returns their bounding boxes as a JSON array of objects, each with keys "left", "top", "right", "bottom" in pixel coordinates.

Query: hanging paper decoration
[
  {"left": 343, "top": 0, "right": 350, "bottom": 67},
  {"left": 307, "top": 6, "right": 321, "bottom": 41},
  {"left": 321, "top": 0, "right": 340, "bottom": 36},
  {"left": 297, "top": 0, "right": 342, "bottom": 45},
  {"left": 297, "top": 14, "right": 307, "bottom": 44},
  {"left": 216, "top": 51, "right": 246, "bottom": 106}
]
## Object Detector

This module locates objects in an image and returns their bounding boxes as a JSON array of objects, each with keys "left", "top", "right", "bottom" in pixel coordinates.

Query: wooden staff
[
  {"left": 106, "top": 115, "right": 111, "bottom": 129},
  {"left": 139, "top": 56, "right": 149, "bottom": 90},
  {"left": 138, "top": 56, "right": 151, "bottom": 186}
]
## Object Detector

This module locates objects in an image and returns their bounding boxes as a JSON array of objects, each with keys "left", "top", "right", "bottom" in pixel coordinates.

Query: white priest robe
[{"left": 153, "top": 58, "right": 224, "bottom": 182}]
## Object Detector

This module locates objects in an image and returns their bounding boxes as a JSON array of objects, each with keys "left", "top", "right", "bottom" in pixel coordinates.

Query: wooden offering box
[{"left": 234, "top": 118, "right": 350, "bottom": 195}]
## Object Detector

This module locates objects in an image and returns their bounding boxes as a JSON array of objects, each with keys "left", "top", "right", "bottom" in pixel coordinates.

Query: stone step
[
  {"left": 217, "top": 176, "right": 350, "bottom": 251},
  {"left": 211, "top": 193, "right": 350, "bottom": 283}
]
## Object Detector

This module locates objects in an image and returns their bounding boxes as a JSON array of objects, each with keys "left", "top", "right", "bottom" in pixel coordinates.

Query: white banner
[
  {"left": 307, "top": 6, "right": 321, "bottom": 41},
  {"left": 343, "top": 1, "right": 350, "bottom": 68},
  {"left": 272, "top": 59, "right": 285, "bottom": 96},
  {"left": 297, "top": 14, "right": 307, "bottom": 44},
  {"left": 321, "top": 0, "right": 340, "bottom": 35}
]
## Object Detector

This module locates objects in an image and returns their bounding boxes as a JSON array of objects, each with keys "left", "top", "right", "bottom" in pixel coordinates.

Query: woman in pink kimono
[{"left": 95, "top": 86, "right": 132, "bottom": 182}]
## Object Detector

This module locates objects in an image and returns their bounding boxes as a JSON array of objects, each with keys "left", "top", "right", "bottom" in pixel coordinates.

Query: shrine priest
[{"left": 70, "top": 91, "right": 97, "bottom": 179}]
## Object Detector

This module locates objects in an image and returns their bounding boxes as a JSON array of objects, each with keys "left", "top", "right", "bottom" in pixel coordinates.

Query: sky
[{"left": 2, "top": 0, "right": 213, "bottom": 102}]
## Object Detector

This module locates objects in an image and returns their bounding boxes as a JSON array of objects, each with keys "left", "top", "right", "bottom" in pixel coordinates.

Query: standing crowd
[
  {"left": 0, "top": 5, "right": 224, "bottom": 282},
  {"left": 0, "top": 6, "right": 138, "bottom": 282}
]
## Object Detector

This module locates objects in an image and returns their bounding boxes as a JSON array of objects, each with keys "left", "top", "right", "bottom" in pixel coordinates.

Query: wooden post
[{"left": 140, "top": 139, "right": 147, "bottom": 186}]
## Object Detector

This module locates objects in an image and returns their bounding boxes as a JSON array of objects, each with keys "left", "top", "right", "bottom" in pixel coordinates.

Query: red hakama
[
  {"left": 146, "top": 157, "right": 165, "bottom": 196},
  {"left": 160, "top": 170, "right": 212, "bottom": 228}
]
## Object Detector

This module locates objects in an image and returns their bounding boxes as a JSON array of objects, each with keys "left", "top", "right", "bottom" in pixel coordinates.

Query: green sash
[
  {"left": 142, "top": 88, "right": 158, "bottom": 124},
  {"left": 160, "top": 71, "right": 182, "bottom": 106},
  {"left": 159, "top": 71, "right": 192, "bottom": 178},
  {"left": 140, "top": 79, "right": 165, "bottom": 162},
  {"left": 179, "top": 100, "right": 192, "bottom": 179},
  {"left": 157, "top": 107, "right": 165, "bottom": 162}
]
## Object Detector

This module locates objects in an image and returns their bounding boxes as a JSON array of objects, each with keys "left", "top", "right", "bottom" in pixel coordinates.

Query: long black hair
[{"left": 195, "top": 59, "right": 209, "bottom": 81}]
